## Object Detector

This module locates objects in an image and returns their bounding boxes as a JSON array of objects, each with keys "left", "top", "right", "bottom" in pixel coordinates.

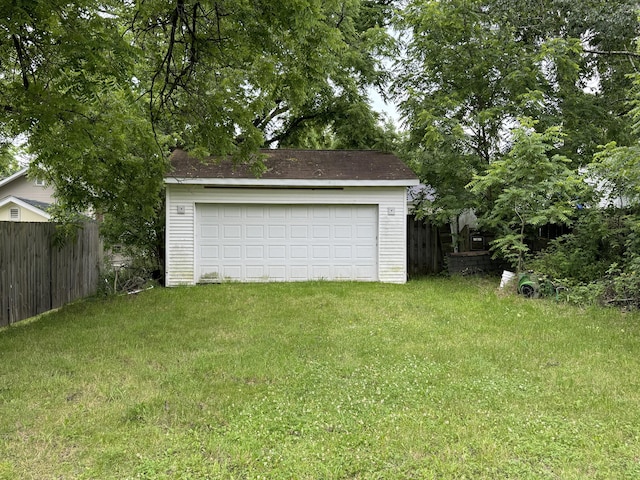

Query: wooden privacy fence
[
  {"left": 0, "top": 222, "right": 101, "bottom": 327},
  {"left": 406, "top": 216, "right": 446, "bottom": 277}
]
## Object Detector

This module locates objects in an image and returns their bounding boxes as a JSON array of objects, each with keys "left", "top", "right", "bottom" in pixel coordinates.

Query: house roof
[
  {"left": 0, "top": 168, "right": 28, "bottom": 188},
  {"left": 16, "top": 197, "right": 51, "bottom": 211},
  {"left": 0, "top": 195, "right": 51, "bottom": 219},
  {"left": 166, "top": 149, "right": 419, "bottom": 187}
]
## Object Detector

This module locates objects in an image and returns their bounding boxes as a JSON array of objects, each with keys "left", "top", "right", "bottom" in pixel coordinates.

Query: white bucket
[{"left": 499, "top": 270, "right": 516, "bottom": 289}]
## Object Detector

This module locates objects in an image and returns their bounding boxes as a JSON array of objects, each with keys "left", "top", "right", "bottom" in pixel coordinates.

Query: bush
[
  {"left": 524, "top": 206, "right": 640, "bottom": 308},
  {"left": 601, "top": 260, "right": 640, "bottom": 308},
  {"left": 98, "top": 259, "right": 159, "bottom": 296}
]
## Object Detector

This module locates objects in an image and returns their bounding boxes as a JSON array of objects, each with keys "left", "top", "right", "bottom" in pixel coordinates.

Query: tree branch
[
  {"left": 263, "top": 111, "right": 327, "bottom": 146},
  {"left": 253, "top": 102, "right": 289, "bottom": 130},
  {"left": 12, "top": 34, "right": 31, "bottom": 90}
]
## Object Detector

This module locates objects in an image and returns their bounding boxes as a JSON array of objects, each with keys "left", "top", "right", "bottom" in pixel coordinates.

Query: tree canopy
[
  {"left": 1, "top": 0, "right": 395, "bottom": 258},
  {"left": 394, "top": 0, "right": 639, "bottom": 226}
]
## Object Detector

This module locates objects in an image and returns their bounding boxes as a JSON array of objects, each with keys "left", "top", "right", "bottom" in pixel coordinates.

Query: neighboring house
[
  {"left": 0, "top": 196, "right": 51, "bottom": 222},
  {"left": 0, "top": 168, "right": 55, "bottom": 222},
  {"left": 165, "top": 149, "right": 420, "bottom": 285}
]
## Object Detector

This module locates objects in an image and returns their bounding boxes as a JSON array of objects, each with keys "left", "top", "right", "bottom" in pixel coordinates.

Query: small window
[
  {"left": 35, "top": 178, "right": 45, "bottom": 186},
  {"left": 10, "top": 207, "right": 20, "bottom": 220}
]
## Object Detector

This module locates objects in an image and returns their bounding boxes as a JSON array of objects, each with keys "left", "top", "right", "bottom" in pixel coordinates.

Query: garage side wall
[{"left": 165, "top": 185, "right": 408, "bottom": 285}]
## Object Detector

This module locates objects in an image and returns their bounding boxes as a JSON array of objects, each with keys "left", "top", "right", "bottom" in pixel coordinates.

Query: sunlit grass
[{"left": 1, "top": 278, "right": 639, "bottom": 478}]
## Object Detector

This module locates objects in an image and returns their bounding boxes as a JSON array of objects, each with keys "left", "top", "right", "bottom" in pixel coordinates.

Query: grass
[{"left": 1, "top": 277, "right": 640, "bottom": 479}]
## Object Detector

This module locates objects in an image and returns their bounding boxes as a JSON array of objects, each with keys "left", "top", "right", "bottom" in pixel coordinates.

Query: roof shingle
[{"left": 167, "top": 149, "right": 417, "bottom": 182}]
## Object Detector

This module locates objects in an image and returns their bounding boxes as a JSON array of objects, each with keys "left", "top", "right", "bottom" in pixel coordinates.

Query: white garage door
[{"left": 196, "top": 204, "right": 378, "bottom": 282}]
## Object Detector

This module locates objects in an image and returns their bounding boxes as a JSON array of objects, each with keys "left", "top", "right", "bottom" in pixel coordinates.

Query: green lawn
[{"left": 1, "top": 278, "right": 639, "bottom": 479}]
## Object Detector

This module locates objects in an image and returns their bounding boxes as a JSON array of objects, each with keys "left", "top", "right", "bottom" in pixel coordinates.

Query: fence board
[{"left": 0, "top": 222, "right": 101, "bottom": 327}]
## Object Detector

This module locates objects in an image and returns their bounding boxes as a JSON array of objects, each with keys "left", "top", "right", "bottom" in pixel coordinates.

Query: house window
[
  {"left": 10, "top": 207, "right": 20, "bottom": 220},
  {"left": 35, "top": 178, "right": 45, "bottom": 186}
]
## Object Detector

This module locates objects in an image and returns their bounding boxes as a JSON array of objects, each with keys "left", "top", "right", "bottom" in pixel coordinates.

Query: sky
[{"left": 369, "top": 87, "right": 402, "bottom": 127}]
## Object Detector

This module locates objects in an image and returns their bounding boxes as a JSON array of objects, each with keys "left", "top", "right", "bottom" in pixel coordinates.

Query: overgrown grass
[{"left": 1, "top": 278, "right": 639, "bottom": 479}]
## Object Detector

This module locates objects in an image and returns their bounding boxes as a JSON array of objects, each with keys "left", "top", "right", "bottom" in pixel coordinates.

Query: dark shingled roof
[
  {"left": 167, "top": 149, "right": 417, "bottom": 181},
  {"left": 16, "top": 197, "right": 51, "bottom": 211}
]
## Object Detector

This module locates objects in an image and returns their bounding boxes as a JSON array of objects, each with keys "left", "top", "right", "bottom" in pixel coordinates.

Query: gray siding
[{"left": 0, "top": 174, "right": 55, "bottom": 204}]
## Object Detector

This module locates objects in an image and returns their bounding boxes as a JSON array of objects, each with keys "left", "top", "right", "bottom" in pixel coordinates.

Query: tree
[
  {"left": 0, "top": 0, "right": 395, "bottom": 265},
  {"left": 394, "top": 0, "right": 639, "bottom": 239},
  {"left": 0, "top": 143, "right": 20, "bottom": 178},
  {"left": 469, "top": 120, "right": 589, "bottom": 271},
  {"left": 394, "top": 0, "right": 542, "bottom": 233}
]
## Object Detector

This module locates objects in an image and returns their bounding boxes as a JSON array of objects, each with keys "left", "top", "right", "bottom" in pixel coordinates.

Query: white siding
[
  {"left": 165, "top": 185, "right": 409, "bottom": 285},
  {"left": 165, "top": 196, "right": 195, "bottom": 285},
  {"left": 0, "top": 174, "right": 55, "bottom": 204}
]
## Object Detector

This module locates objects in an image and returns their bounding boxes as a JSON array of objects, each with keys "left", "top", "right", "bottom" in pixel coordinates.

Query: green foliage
[
  {"left": 469, "top": 120, "right": 588, "bottom": 270},
  {"left": 0, "top": 143, "right": 20, "bottom": 178},
  {"left": 527, "top": 206, "right": 640, "bottom": 306},
  {"left": 395, "top": 0, "right": 638, "bottom": 236},
  {"left": 98, "top": 260, "right": 159, "bottom": 296},
  {"left": 0, "top": 0, "right": 395, "bottom": 262},
  {"left": 590, "top": 141, "right": 640, "bottom": 207},
  {"left": 530, "top": 209, "right": 625, "bottom": 282}
]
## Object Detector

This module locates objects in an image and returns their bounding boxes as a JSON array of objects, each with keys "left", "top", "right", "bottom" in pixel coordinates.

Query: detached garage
[{"left": 165, "top": 149, "right": 419, "bottom": 285}]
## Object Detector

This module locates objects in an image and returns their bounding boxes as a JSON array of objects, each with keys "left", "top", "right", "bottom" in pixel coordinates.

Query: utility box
[{"left": 470, "top": 232, "right": 485, "bottom": 251}]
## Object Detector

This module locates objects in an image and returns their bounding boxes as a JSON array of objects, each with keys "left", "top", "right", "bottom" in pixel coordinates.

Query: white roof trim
[
  {"left": 0, "top": 168, "right": 28, "bottom": 188},
  {"left": 165, "top": 177, "right": 421, "bottom": 187},
  {"left": 0, "top": 196, "right": 51, "bottom": 220}
]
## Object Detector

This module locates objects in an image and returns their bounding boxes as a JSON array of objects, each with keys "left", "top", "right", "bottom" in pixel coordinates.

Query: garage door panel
[
  {"left": 269, "top": 245, "right": 286, "bottom": 259},
  {"left": 246, "top": 265, "right": 266, "bottom": 278},
  {"left": 222, "top": 265, "right": 242, "bottom": 278},
  {"left": 334, "top": 265, "right": 353, "bottom": 278},
  {"left": 223, "top": 245, "right": 241, "bottom": 259},
  {"left": 269, "top": 225, "right": 286, "bottom": 238},
  {"left": 223, "top": 225, "right": 241, "bottom": 239},
  {"left": 200, "top": 206, "right": 220, "bottom": 219},
  {"left": 334, "top": 225, "right": 352, "bottom": 238},
  {"left": 268, "top": 265, "right": 286, "bottom": 279},
  {"left": 357, "top": 224, "right": 376, "bottom": 238},
  {"left": 291, "top": 207, "right": 309, "bottom": 218},
  {"left": 291, "top": 245, "right": 308, "bottom": 258},
  {"left": 224, "top": 207, "right": 242, "bottom": 218},
  {"left": 312, "top": 207, "right": 330, "bottom": 218},
  {"left": 356, "top": 265, "right": 376, "bottom": 279},
  {"left": 312, "top": 245, "right": 330, "bottom": 259},
  {"left": 201, "top": 225, "right": 219, "bottom": 238},
  {"left": 335, "top": 245, "right": 352, "bottom": 258},
  {"left": 246, "top": 225, "right": 264, "bottom": 238},
  {"left": 290, "top": 265, "right": 309, "bottom": 280},
  {"left": 312, "top": 265, "right": 331, "bottom": 278},
  {"left": 197, "top": 204, "right": 378, "bottom": 282},
  {"left": 291, "top": 225, "right": 308, "bottom": 238},
  {"left": 245, "top": 206, "right": 265, "bottom": 218},
  {"left": 246, "top": 245, "right": 264, "bottom": 259},
  {"left": 200, "top": 245, "right": 219, "bottom": 259},
  {"left": 356, "top": 244, "right": 376, "bottom": 259},
  {"left": 312, "top": 225, "right": 330, "bottom": 238},
  {"left": 335, "top": 208, "right": 353, "bottom": 219}
]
